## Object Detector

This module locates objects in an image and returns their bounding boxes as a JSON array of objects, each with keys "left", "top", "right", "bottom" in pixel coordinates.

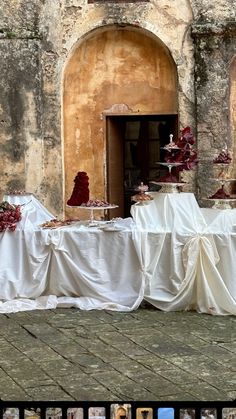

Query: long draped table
[{"left": 0, "top": 193, "right": 236, "bottom": 315}]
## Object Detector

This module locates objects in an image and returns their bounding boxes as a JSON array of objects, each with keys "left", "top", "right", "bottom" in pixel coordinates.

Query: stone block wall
[{"left": 0, "top": 0, "right": 235, "bottom": 215}]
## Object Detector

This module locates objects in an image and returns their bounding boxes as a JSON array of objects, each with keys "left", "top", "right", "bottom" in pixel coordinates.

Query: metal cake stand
[{"left": 205, "top": 198, "right": 236, "bottom": 210}]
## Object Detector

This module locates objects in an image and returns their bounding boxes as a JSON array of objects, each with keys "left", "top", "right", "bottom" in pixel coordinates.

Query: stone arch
[{"left": 63, "top": 25, "right": 178, "bottom": 217}]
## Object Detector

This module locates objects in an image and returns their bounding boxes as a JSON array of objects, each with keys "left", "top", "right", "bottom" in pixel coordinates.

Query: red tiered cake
[
  {"left": 209, "top": 186, "right": 230, "bottom": 199},
  {"left": 67, "top": 171, "right": 89, "bottom": 206},
  {"left": 158, "top": 173, "right": 179, "bottom": 183},
  {"left": 213, "top": 148, "right": 232, "bottom": 164}
]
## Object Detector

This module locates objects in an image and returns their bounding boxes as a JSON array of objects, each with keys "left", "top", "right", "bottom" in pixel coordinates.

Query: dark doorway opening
[{"left": 106, "top": 114, "right": 178, "bottom": 218}]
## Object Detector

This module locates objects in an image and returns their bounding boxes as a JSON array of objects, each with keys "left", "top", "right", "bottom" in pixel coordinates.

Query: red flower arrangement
[
  {"left": 67, "top": 171, "right": 90, "bottom": 206},
  {"left": 0, "top": 201, "right": 22, "bottom": 232},
  {"left": 164, "top": 127, "right": 198, "bottom": 171}
]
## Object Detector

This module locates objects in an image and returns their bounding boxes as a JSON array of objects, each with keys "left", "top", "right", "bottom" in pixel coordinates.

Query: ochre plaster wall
[{"left": 64, "top": 28, "right": 177, "bottom": 216}]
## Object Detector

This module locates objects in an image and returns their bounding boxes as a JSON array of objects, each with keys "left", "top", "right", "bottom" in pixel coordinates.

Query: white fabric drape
[
  {"left": 131, "top": 193, "right": 236, "bottom": 315},
  {"left": 0, "top": 193, "right": 236, "bottom": 314},
  {"left": 0, "top": 196, "right": 144, "bottom": 312}
]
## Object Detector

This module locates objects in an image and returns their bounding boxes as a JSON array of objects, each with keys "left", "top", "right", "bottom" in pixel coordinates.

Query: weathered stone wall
[
  {"left": 192, "top": 17, "right": 236, "bottom": 200},
  {"left": 0, "top": 0, "right": 235, "bottom": 215},
  {"left": 0, "top": 0, "right": 63, "bottom": 212}
]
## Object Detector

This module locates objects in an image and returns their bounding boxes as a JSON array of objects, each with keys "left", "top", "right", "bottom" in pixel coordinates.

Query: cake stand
[
  {"left": 131, "top": 182, "right": 154, "bottom": 205},
  {"left": 67, "top": 205, "right": 118, "bottom": 222},
  {"left": 205, "top": 198, "right": 236, "bottom": 209},
  {"left": 160, "top": 134, "right": 180, "bottom": 152},
  {"left": 207, "top": 178, "right": 236, "bottom": 209},
  {"left": 151, "top": 162, "right": 185, "bottom": 193}
]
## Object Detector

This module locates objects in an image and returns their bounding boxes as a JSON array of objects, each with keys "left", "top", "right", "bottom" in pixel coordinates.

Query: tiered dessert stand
[
  {"left": 131, "top": 182, "right": 154, "bottom": 205},
  {"left": 150, "top": 134, "right": 186, "bottom": 193},
  {"left": 151, "top": 162, "right": 185, "bottom": 193},
  {"left": 207, "top": 164, "right": 236, "bottom": 209},
  {"left": 207, "top": 146, "right": 236, "bottom": 209}
]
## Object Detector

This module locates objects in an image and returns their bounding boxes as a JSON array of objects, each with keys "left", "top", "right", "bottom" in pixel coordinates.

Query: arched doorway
[{"left": 63, "top": 27, "right": 178, "bottom": 218}]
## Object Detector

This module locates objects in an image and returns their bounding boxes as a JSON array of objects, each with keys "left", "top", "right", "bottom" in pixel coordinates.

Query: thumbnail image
[
  {"left": 3, "top": 409, "right": 19, "bottom": 419},
  {"left": 222, "top": 409, "right": 236, "bottom": 419},
  {"left": 110, "top": 404, "right": 132, "bottom": 419},
  {"left": 46, "top": 408, "right": 62, "bottom": 419},
  {"left": 200, "top": 410, "right": 217, "bottom": 419},
  {"left": 67, "top": 408, "right": 84, "bottom": 419},
  {"left": 88, "top": 407, "right": 106, "bottom": 419},
  {"left": 24, "top": 408, "right": 41, "bottom": 419},
  {"left": 180, "top": 409, "right": 195, "bottom": 419},
  {"left": 136, "top": 408, "right": 153, "bottom": 419},
  {"left": 158, "top": 408, "right": 174, "bottom": 419}
]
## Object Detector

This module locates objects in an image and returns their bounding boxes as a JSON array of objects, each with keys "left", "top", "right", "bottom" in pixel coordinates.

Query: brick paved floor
[{"left": 0, "top": 307, "right": 235, "bottom": 401}]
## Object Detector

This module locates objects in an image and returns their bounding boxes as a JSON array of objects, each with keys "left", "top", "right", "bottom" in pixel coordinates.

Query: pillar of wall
[{"left": 192, "top": 22, "right": 236, "bottom": 201}]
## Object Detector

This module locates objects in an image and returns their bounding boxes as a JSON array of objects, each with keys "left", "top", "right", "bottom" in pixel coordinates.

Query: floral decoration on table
[
  {"left": 164, "top": 127, "right": 198, "bottom": 171},
  {"left": 0, "top": 201, "right": 22, "bottom": 232}
]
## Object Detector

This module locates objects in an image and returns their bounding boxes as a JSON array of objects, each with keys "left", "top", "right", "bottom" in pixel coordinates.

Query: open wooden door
[{"left": 106, "top": 116, "right": 125, "bottom": 218}]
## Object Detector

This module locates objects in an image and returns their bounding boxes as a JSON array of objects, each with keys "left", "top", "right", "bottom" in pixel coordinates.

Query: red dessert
[
  {"left": 163, "top": 127, "right": 198, "bottom": 171},
  {"left": 209, "top": 187, "right": 230, "bottom": 199},
  {"left": 213, "top": 149, "right": 232, "bottom": 164},
  {"left": 67, "top": 172, "right": 89, "bottom": 206},
  {"left": 158, "top": 173, "right": 179, "bottom": 183}
]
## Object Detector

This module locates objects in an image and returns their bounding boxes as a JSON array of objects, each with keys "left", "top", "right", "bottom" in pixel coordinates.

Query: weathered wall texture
[
  {"left": 64, "top": 28, "right": 177, "bottom": 217},
  {"left": 0, "top": 0, "right": 235, "bottom": 215},
  {"left": 231, "top": 58, "right": 236, "bottom": 179}
]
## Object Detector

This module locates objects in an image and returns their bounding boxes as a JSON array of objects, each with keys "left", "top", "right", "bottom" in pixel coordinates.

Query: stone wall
[{"left": 0, "top": 0, "right": 235, "bottom": 215}]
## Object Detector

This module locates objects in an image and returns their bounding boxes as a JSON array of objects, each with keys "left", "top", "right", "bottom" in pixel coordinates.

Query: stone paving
[{"left": 0, "top": 307, "right": 235, "bottom": 401}]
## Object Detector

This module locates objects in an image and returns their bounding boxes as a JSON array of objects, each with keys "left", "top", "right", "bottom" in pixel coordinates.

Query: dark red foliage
[
  {"left": 0, "top": 202, "right": 22, "bottom": 232},
  {"left": 164, "top": 127, "right": 198, "bottom": 171},
  {"left": 67, "top": 171, "right": 90, "bottom": 206}
]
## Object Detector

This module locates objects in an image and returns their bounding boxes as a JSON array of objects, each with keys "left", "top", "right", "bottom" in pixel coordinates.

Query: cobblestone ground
[{"left": 0, "top": 307, "right": 235, "bottom": 401}]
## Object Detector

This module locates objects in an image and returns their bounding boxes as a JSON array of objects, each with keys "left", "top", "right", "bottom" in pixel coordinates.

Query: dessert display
[
  {"left": 131, "top": 193, "right": 153, "bottom": 204},
  {"left": 80, "top": 199, "right": 117, "bottom": 208},
  {"left": 67, "top": 171, "right": 89, "bottom": 206},
  {"left": 131, "top": 182, "right": 154, "bottom": 205},
  {"left": 213, "top": 145, "right": 232, "bottom": 164},
  {"left": 66, "top": 172, "right": 118, "bottom": 220},
  {"left": 165, "top": 127, "right": 198, "bottom": 170},
  {"left": 162, "top": 134, "right": 179, "bottom": 151},
  {"left": 157, "top": 172, "right": 179, "bottom": 183},
  {"left": 0, "top": 201, "right": 22, "bottom": 232},
  {"left": 4, "top": 189, "right": 30, "bottom": 195},
  {"left": 209, "top": 187, "right": 230, "bottom": 199},
  {"left": 39, "top": 219, "right": 79, "bottom": 229},
  {"left": 151, "top": 127, "right": 198, "bottom": 193},
  {"left": 207, "top": 146, "right": 236, "bottom": 209}
]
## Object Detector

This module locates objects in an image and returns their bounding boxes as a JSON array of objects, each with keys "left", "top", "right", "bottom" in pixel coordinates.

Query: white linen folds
[
  {"left": 0, "top": 195, "right": 144, "bottom": 312},
  {"left": 0, "top": 193, "right": 236, "bottom": 315},
  {"left": 131, "top": 193, "right": 236, "bottom": 315}
]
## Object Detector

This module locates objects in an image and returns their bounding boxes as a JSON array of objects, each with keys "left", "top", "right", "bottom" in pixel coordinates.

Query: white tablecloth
[
  {"left": 0, "top": 195, "right": 144, "bottom": 312},
  {"left": 131, "top": 193, "right": 236, "bottom": 315},
  {"left": 0, "top": 193, "right": 236, "bottom": 315},
  {"left": 0, "top": 227, "right": 144, "bottom": 313}
]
